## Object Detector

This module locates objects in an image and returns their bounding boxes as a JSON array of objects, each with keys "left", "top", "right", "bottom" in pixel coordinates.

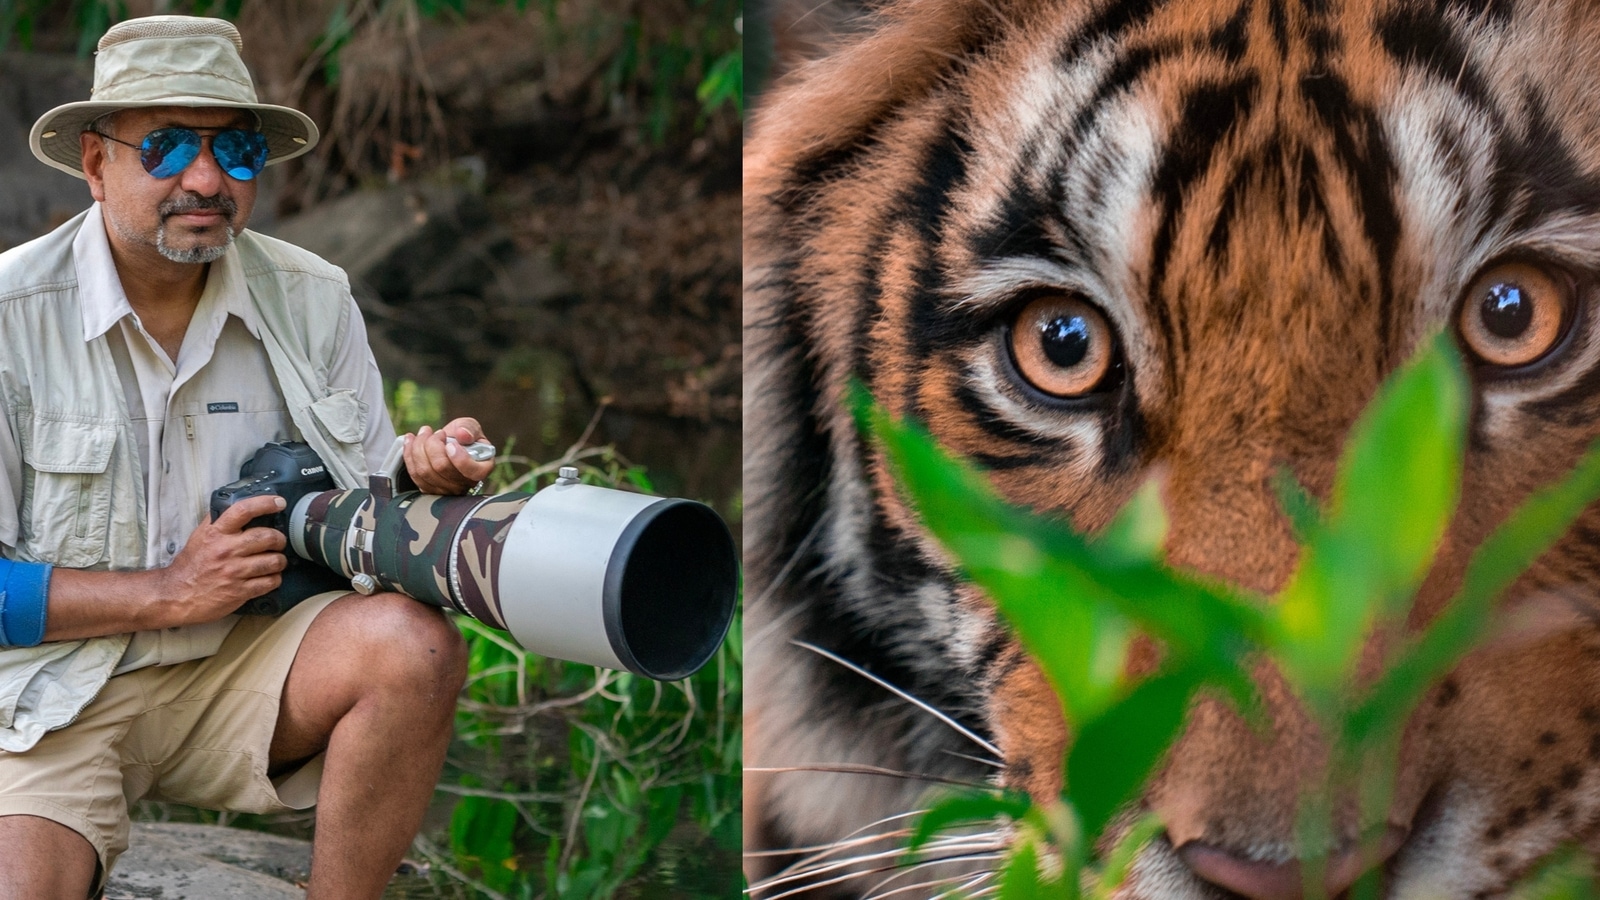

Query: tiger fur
[{"left": 744, "top": 0, "right": 1600, "bottom": 895}]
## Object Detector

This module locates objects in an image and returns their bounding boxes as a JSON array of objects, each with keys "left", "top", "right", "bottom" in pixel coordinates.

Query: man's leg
[
  {"left": 0, "top": 816, "right": 96, "bottom": 900},
  {"left": 270, "top": 592, "right": 468, "bottom": 900}
]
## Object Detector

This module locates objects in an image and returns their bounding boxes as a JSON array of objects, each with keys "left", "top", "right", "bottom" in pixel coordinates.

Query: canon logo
[{"left": 301, "top": 466, "right": 325, "bottom": 476}]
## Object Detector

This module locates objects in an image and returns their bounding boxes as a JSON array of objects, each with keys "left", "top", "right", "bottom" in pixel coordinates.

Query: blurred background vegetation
[{"left": 0, "top": 0, "right": 741, "bottom": 896}]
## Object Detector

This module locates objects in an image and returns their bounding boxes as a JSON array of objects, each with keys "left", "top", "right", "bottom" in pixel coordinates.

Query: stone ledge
[{"left": 106, "top": 822, "right": 309, "bottom": 900}]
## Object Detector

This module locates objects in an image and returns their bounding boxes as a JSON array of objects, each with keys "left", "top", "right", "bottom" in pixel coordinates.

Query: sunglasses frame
[{"left": 88, "top": 125, "right": 270, "bottom": 182}]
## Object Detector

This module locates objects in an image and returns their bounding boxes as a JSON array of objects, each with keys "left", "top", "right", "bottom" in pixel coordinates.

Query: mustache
[{"left": 159, "top": 194, "right": 238, "bottom": 220}]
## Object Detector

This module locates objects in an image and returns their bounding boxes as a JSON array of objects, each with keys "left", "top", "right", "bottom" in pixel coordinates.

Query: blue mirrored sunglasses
[{"left": 90, "top": 126, "right": 270, "bottom": 181}]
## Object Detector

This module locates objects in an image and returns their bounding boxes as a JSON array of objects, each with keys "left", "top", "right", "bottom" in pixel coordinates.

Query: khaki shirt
[{"left": 0, "top": 204, "right": 394, "bottom": 674}]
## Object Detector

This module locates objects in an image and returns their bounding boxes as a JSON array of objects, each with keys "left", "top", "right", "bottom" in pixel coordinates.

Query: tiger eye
[
  {"left": 1458, "top": 262, "right": 1571, "bottom": 368},
  {"left": 1010, "top": 295, "right": 1114, "bottom": 397}
]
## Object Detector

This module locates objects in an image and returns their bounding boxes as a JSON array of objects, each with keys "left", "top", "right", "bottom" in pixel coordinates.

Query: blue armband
[{"left": 0, "top": 558, "right": 51, "bottom": 647}]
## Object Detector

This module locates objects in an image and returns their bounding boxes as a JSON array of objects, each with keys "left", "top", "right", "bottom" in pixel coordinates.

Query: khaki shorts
[{"left": 0, "top": 590, "right": 348, "bottom": 894}]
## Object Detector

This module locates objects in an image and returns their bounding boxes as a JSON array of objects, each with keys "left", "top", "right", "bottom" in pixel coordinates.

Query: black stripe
[
  {"left": 1148, "top": 75, "right": 1262, "bottom": 355},
  {"left": 1266, "top": 0, "right": 1290, "bottom": 56},
  {"left": 1069, "top": 41, "right": 1179, "bottom": 142},
  {"left": 952, "top": 379, "right": 1080, "bottom": 450},
  {"left": 1209, "top": 1, "right": 1251, "bottom": 64},
  {"left": 1378, "top": 6, "right": 1493, "bottom": 112},
  {"left": 1438, "top": 0, "right": 1514, "bottom": 26},
  {"left": 1299, "top": 72, "right": 1400, "bottom": 340},
  {"left": 903, "top": 121, "right": 975, "bottom": 411},
  {"left": 1059, "top": 0, "right": 1171, "bottom": 66}
]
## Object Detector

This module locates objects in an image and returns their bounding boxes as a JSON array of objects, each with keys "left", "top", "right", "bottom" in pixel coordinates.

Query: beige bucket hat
[{"left": 30, "top": 15, "right": 318, "bottom": 179}]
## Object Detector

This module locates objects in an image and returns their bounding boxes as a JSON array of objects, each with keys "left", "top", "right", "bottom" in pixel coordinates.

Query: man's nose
[{"left": 177, "top": 137, "right": 226, "bottom": 195}]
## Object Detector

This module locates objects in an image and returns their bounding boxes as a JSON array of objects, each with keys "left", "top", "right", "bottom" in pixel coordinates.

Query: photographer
[{"left": 0, "top": 16, "right": 492, "bottom": 900}]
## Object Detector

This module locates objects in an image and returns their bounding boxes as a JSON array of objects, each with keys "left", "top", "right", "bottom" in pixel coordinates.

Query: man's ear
[{"left": 80, "top": 132, "right": 108, "bottom": 203}]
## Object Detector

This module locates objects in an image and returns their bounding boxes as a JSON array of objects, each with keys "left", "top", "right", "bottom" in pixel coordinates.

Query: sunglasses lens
[
  {"left": 213, "top": 129, "right": 269, "bottom": 181},
  {"left": 140, "top": 128, "right": 201, "bottom": 179}
]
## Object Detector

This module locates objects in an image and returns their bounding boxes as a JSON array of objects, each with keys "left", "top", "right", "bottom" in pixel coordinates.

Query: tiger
[{"left": 743, "top": 0, "right": 1600, "bottom": 896}]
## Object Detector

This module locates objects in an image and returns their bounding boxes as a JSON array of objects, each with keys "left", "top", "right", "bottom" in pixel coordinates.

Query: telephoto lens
[{"left": 274, "top": 442, "right": 737, "bottom": 681}]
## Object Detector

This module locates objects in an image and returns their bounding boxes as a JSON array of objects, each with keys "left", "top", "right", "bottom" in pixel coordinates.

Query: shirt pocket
[{"left": 18, "top": 415, "right": 118, "bottom": 569}]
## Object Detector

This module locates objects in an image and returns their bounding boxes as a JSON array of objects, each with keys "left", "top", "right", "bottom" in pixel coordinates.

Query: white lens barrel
[{"left": 495, "top": 482, "right": 737, "bottom": 680}]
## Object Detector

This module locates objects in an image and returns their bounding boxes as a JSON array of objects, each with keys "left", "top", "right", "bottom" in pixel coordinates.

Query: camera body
[{"left": 209, "top": 441, "right": 349, "bottom": 615}]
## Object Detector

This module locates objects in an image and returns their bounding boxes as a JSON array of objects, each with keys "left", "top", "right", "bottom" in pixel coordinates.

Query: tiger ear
[{"left": 758, "top": 0, "right": 880, "bottom": 81}]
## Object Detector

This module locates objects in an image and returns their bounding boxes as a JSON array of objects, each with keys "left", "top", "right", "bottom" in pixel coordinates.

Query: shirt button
[
  {"left": 165, "top": 541, "right": 177, "bottom": 555},
  {"left": 163, "top": 461, "right": 170, "bottom": 473}
]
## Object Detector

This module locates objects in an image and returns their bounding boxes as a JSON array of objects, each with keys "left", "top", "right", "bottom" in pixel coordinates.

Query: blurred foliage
[
  {"left": 864, "top": 334, "right": 1600, "bottom": 898},
  {"left": 0, "top": 0, "right": 742, "bottom": 187}
]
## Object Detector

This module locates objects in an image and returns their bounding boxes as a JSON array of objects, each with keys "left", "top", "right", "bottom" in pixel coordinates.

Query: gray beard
[{"left": 156, "top": 223, "right": 233, "bottom": 264}]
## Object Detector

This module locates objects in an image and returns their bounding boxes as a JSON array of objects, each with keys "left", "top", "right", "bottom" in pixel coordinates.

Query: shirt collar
[{"left": 73, "top": 203, "right": 260, "bottom": 343}]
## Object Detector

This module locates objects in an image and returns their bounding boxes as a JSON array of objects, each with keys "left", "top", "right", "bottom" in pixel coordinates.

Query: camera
[
  {"left": 209, "top": 442, "right": 351, "bottom": 616},
  {"left": 211, "top": 440, "right": 738, "bottom": 680}
]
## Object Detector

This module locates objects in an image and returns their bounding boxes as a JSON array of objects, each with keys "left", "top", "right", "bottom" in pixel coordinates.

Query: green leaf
[
  {"left": 908, "top": 789, "right": 1032, "bottom": 852},
  {"left": 1065, "top": 663, "right": 1204, "bottom": 839},
  {"left": 1091, "top": 477, "right": 1168, "bottom": 566},
  {"left": 1093, "top": 813, "right": 1164, "bottom": 899},
  {"left": 1347, "top": 435, "right": 1600, "bottom": 748},
  {"left": 1274, "top": 333, "right": 1468, "bottom": 702},
  {"left": 859, "top": 384, "right": 1268, "bottom": 724},
  {"left": 1272, "top": 467, "right": 1322, "bottom": 544},
  {"left": 998, "top": 837, "right": 1051, "bottom": 900}
]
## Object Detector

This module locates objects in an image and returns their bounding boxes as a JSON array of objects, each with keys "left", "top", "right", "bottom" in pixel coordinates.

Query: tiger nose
[{"left": 1176, "top": 825, "right": 1407, "bottom": 899}]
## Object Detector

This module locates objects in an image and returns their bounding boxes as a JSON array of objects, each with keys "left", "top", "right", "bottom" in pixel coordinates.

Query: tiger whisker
[
  {"left": 753, "top": 830, "right": 1007, "bottom": 895},
  {"left": 753, "top": 851, "right": 1000, "bottom": 900},
  {"left": 792, "top": 639, "right": 1005, "bottom": 759},
  {"left": 758, "top": 838, "right": 1001, "bottom": 889},
  {"left": 744, "top": 763, "right": 991, "bottom": 787},
  {"left": 865, "top": 863, "right": 1003, "bottom": 899},
  {"left": 940, "top": 748, "right": 1006, "bottom": 769},
  {"left": 747, "top": 518, "right": 825, "bottom": 649}
]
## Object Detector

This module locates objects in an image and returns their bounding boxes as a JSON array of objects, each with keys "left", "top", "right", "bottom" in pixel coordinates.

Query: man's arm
[{"left": 39, "top": 493, "right": 289, "bottom": 642}]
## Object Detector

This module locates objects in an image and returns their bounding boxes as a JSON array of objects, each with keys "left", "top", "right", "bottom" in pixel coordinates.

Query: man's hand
[
  {"left": 403, "top": 417, "right": 494, "bottom": 495},
  {"left": 42, "top": 493, "right": 290, "bottom": 641},
  {"left": 156, "top": 494, "right": 290, "bottom": 624}
]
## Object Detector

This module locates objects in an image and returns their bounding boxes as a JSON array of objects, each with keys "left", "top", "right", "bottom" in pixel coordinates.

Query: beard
[{"left": 112, "top": 193, "right": 240, "bottom": 264}]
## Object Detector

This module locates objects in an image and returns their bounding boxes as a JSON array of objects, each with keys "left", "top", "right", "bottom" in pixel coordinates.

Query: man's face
[{"left": 81, "top": 106, "right": 259, "bottom": 265}]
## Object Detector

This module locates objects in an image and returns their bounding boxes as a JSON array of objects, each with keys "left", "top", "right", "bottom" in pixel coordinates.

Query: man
[{"left": 0, "top": 16, "right": 494, "bottom": 899}]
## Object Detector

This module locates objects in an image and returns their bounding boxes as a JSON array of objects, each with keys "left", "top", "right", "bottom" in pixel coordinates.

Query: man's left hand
[{"left": 403, "top": 417, "right": 494, "bottom": 495}]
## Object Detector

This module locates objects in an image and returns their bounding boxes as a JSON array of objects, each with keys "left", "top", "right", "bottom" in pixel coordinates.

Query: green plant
[
  {"left": 863, "top": 334, "right": 1600, "bottom": 898},
  {"left": 415, "top": 430, "right": 741, "bottom": 899}
]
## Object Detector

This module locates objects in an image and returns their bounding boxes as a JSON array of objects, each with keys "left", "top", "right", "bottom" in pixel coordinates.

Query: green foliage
[
  {"left": 864, "top": 334, "right": 1600, "bottom": 896},
  {"left": 388, "top": 378, "right": 446, "bottom": 435},
  {"left": 425, "top": 441, "right": 740, "bottom": 899}
]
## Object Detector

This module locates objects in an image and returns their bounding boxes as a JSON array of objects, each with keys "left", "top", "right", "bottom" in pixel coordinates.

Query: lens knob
[
  {"left": 351, "top": 573, "right": 378, "bottom": 595},
  {"left": 557, "top": 466, "right": 580, "bottom": 486}
]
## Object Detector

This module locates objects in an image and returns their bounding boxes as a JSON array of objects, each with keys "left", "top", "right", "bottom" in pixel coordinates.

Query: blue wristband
[{"left": 0, "top": 558, "right": 51, "bottom": 647}]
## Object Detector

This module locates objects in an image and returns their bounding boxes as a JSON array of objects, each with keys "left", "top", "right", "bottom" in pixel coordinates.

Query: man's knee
[{"left": 339, "top": 593, "right": 469, "bottom": 702}]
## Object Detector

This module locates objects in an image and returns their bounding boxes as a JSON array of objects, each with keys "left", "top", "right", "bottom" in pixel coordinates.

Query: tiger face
[{"left": 744, "top": 0, "right": 1600, "bottom": 896}]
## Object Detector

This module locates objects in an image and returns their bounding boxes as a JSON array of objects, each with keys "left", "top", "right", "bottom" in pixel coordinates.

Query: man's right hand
[
  {"left": 157, "top": 494, "right": 290, "bottom": 625},
  {"left": 41, "top": 493, "right": 290, "bottom": 642}
]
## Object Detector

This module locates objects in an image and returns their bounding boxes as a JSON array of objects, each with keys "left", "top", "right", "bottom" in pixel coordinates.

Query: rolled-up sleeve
[{"left": 326, "top": 294, "right": 397, "bottom": 475}]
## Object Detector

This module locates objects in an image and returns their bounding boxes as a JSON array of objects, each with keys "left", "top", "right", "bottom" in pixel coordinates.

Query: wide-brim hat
[{"left": 30, "top": 15, "right": 319, "bottom": 180}]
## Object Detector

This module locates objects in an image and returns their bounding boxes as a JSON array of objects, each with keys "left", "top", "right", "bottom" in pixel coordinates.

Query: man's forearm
[{"left": 41, "top": 566, "right": 183, "bottom": 642}]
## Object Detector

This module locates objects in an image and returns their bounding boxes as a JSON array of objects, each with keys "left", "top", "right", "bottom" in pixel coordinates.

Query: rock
[
  {"left": 264, "top": 179, "right": 575, "bottom": 389},
  {"left": 105, "top": 822, "right": 309, "bottom": 899}
]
